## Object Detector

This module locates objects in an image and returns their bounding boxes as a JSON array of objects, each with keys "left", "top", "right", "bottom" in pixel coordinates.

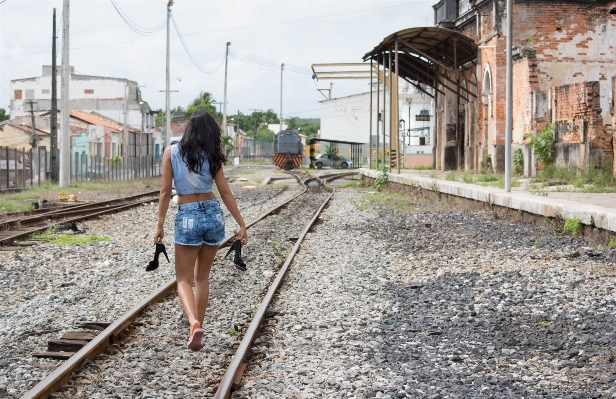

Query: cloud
[{"left": 0, "top": 0, "right": 432, "bottom": 118}]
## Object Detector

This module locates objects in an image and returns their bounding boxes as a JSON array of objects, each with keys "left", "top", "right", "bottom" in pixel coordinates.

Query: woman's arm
[
  {"left": 153, "top": 148, "right": 173, "bottom": 244},
  {"left": 214, "top": 166, "right": 247, "bottom": 245}
]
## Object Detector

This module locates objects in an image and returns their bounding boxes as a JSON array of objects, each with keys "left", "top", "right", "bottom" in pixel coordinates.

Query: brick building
[{"left": 365, "top": 0, "right": 616, "bottom": 176}]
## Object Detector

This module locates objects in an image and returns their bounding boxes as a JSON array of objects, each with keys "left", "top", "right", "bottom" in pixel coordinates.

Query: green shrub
[
  {"left": 525, "top": 124, "right": 555, "bottom": 165},
  {"left": 513, "top": 148, "right": 524, "bottom": 175},
  {"left": 374, "top": 164, "right": 389, "bottom": 191},
  {"left": 562, "top": 218, "right": 583, "bottom": 236},
  {"left": 480, "top": 154, "right": 492, "bottom": 173}
]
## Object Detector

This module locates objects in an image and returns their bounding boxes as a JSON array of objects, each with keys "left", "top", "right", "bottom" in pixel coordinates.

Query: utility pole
[
  {"left": 28, "top": 100, "right": 39, "bottom": 184},
  {"left": 279, "top": 63, "right": 284, "bottom": 131},
  {"left": 124, "top": 84, "right": 129, "bottom": 158},
  {"left": 50, "top": 8, "right": 58, "bottom": 182},
  {"left": 59, "top": 0, "right": 70, "bottom": 187},
  {"left": 222, "top": 42, "right": 231, "bottom": 137},
  {"left": 504, "top": 0, "right": 513, "bottom": 192},
  {"left": 164, "top": 0, "right": 174, "bottom": 153},
  {"left": 236, "top": 109, "right": 240, "bottom": 156},
  {"left": 249, "top": 108, "right": 262, "bottom": 156}
]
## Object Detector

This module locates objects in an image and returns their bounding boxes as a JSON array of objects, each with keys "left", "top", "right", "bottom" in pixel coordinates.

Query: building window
[
  {"left": 25, "top": 89, "right": 35, "bottom": 100},
  {"left": 84, "top": 89, "right": 94, "bottom": 94},
  {"left": 14, "top": 90, "right": 22, "bottom": 99},
  {"left": 458, "top": 0, "right": 471, "bottom": 16},
  {"left": 42, "top": 89, "right": 50, "bottom": 95}
]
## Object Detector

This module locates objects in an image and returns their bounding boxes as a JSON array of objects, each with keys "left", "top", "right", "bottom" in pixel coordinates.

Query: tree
[
  {"left": 155, "top": 106, "right": 183, "bottom": 126},
  {"left": 255, "top": 127, "right": 275, "bottom": 142},
  {"left": 286, "top": 117, "right": 299, "bottom": 130},
  {"left": 0, "top": 108, "right": 8, "bottom": 131},
  {"left": 186, "top": 91, "right": 218, "bottom": 120},
  {"left": 221, "top": 135, "right": 234, "bottom": 156},
  {"left": 325, "top": 143, "right": 339, "bottom": 159}
]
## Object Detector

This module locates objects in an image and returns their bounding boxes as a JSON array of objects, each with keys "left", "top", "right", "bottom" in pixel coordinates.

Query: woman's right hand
[
  {"left": 238, "top": 225, "right": 248, "bottom": 245},
  {"left": 154, "top": 226, "right": 164, "bottom": 244}
]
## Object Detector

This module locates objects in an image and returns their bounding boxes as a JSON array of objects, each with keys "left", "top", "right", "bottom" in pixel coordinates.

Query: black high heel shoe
[
  {"left": 146, "top": 243, "right": 170, "bottom": 271},
  {"left": 225, "top": 240, "right": 246, "bottom": 271}
]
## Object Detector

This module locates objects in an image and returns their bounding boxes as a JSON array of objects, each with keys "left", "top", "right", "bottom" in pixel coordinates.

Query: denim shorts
[{"left": 174, "top": 199, "right": 226, "bottom": 247}]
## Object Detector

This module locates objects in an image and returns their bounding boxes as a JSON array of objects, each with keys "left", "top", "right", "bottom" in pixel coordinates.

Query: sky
[{"left": 0, "top": 0, "right": 434, "bottom": 120}]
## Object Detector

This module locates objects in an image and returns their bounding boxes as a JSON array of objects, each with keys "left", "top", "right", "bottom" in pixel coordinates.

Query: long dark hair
[{"left": 178, "top": 110, "right": 227, "bottom": 177}]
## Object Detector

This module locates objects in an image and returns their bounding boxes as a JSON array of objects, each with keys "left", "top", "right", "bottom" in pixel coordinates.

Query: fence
[
  {"left": 0, "top": 146, "right": 50, "bottom": 190},
  {"left": 0, "top": 145, "right": 162, "bottom": 191},
  {"left": 70, "top": 154, "right": 161, "bottom": 182}
]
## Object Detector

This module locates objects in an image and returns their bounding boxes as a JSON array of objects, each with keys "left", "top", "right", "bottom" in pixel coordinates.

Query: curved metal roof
[
  {"left": 363, "top": 26, "right": 478, "bottom": 98},
  {"left": 363, "top": 26, "right": 477, "bottom": 67}
]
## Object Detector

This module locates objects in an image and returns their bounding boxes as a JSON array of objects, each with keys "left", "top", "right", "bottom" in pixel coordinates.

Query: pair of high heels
[
  {"left": 225, "top": 240, "right": 247, "bottom": 271},
  {"left": 146, "top": 243, "right": 170, "bottom": 271}
]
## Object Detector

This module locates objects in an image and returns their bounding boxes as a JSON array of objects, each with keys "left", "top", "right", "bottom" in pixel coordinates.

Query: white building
[
  {"left": 9, "top": 66, "right": 156, "bottom": 135},
  {"left": 319, "top": 80, "right": 434, "bottom": 151}
]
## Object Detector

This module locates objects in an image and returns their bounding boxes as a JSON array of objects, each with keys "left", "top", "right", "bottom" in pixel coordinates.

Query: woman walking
[{"left": 154, "top": 110, "right": 247, "bottom": 351}]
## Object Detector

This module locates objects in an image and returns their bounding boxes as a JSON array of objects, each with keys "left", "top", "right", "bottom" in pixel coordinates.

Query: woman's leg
[
  {"left": 175, "top": 244, "right": 201, "bottom": 335},
  {"left": 194, "top": 244, "right": 219, "bottom": 327}
]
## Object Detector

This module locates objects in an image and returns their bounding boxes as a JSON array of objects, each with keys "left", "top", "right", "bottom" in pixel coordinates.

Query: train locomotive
[{"left": 272, "top": 130, "right": 304, "bottom": 170}]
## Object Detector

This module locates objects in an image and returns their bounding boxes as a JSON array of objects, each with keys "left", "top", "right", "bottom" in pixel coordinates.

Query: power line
[
  {"left": 1, "top": 1, "right": 427, "bottom": 59},
  {"left": 109, "top": 0, "right": 166, "bottom": 37},
  {"left": 180, "top": 2, "right": 430, "bottom": 37},
  {"left": 229, "top": 51, "right": 311, "bottom": 75},
  {"left": 286, "top": 73, "right": 319, "bottom": 92},
  {"left": 0, "top": 0, "right": 8, "bottom": 5},
  {"left": 171, "top": 14, "right": 225, "bottom": 75}
]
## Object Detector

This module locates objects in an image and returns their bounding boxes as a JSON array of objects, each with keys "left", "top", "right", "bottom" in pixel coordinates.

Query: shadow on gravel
[{"left": 364, "top": 272, "right": 616, "bottom": 399}]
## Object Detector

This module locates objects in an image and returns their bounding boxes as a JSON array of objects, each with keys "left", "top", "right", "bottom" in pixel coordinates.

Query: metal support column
[{"left": 369, "top": 58, "right": 373, "bottom": 169}]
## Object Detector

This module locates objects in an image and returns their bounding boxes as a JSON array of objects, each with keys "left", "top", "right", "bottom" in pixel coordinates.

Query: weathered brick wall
[
  {"left": 513, "top": 1, "right": 616, "bottom": 127},
  {"left": 552, "top": 81, "right": 609, "bottom": 166},
  {"left": 553, "top": 82, "right": 601, "bottom": 143}
]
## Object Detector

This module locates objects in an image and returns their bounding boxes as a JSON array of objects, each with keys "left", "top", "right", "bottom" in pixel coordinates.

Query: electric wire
[
  {"left": 2, "top": 1, "right": 427, "bottom": 59},
  {"left": 109, "top": 0, "right": 166, "bottom": 37},
  {"left": 229, "top": 50, "right": 310, "bottom": 74},
  {"left": 171, "top": 14, "right": 225, "bottom": 75}
]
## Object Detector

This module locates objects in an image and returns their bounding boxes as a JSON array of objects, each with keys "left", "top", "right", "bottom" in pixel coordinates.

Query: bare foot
[{"left": 189, "top": 320, "right": 201, "bottom": 337}]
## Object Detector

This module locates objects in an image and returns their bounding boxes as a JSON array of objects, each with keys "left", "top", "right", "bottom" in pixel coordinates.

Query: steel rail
[
  {"left": 0, "top": 190, "right": 161, "bottom": 228},
  {"left": 214, "top": 179, "right": 335, "bottom": 399},
  {"left": 21, "top": 176, "right": 309, "bottom": 399}
]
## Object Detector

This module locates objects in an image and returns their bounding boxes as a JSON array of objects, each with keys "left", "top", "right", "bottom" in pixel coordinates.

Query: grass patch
[
  {"left": 438, "top": 171, "right": 520, "bottom": 189},
  {"left": 362, "top": 191, "right": 416, "bottom": 212},
  {"left": 30, "top": 229, "right": 109, "bottom": 245},
  {"left": 349, "top": 198, "right": 367, "bottom": 211},
  {"left": 532, "top": 164, "right": 616, "bottom": 193},
  {"left": 609, "top": 237, "right": 616, "bottom": 249},
  {"left": 0, "top": 178, "right": 161, "bottom": 213},
  {"left": 538, "top": 320, "right": 553, "bottom": 328},
  {"left": 412, "top": 165, "right": 434, "bottom": 170},
  {"left": 562, "top": 218, "right": 583, "bottom": 236},
  {"left": 340, "top": 180, "right": 360, "bottom": 189}
]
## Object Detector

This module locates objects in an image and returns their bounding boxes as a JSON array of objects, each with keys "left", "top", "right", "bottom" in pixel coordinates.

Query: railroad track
[
  {"left": 19, "top": 172, "right": 340, "bottom": 399},
  {"left": 0, "top": 190, "right": 160, "bottom": 248}
]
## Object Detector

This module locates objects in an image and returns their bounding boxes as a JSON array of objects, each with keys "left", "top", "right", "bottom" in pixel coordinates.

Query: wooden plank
[
  {"left": 47, "top": 339, "right": 89, "bottom": 352},
  {"left": 78, "top": 321, "right": 111, "bottom": 329},
  {"left": 32, "top": 352, "right": 73, "bottom": 360},
  {"left": 60, "top": 331, "right": 99, "bottom": 341}
]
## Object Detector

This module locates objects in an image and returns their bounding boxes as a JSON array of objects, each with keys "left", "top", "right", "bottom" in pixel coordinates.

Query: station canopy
[{"left": 362, "top": 27, "right": 478, "bottom": 100}]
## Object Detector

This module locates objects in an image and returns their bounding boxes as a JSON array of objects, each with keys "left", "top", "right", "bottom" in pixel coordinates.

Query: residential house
[{"left": 9, "top": 66, "right": 157, "bottom": 157}]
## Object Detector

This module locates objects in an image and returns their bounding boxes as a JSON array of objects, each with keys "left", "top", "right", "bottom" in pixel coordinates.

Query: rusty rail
[
  {"left": 21, "top": 176, "right": 308, "bottom": 399},
  {"left": 213, "top": 177, "right": 335, "bottom": 399},
  {"left": 0, "top": 191, "right": 161, "bottom": 246}
]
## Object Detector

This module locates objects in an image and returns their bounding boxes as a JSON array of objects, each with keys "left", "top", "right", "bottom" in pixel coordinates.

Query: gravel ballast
[
  {"left": 234, "top": 186, "right": 616, "bottom": 399},
  {"left": 45, "top": 184, "right": 331, "bottom": 398},
  {"left": 0, "top": 175, "right": 302, "bottom": 398}
]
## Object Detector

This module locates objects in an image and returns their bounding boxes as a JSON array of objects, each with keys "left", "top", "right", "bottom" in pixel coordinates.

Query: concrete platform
[{"left": 359, "top": 168, "right": 616, "bottom": 233}]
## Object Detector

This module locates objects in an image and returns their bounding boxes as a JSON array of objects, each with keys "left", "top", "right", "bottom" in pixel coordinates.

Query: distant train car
[{"left": 273, "top": 130, "right": 304, "bottom": 170}]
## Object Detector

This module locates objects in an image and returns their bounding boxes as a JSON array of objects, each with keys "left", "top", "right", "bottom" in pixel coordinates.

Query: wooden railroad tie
[{"left": 32, "top": 323, "right": 109, "bottom": 360}]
